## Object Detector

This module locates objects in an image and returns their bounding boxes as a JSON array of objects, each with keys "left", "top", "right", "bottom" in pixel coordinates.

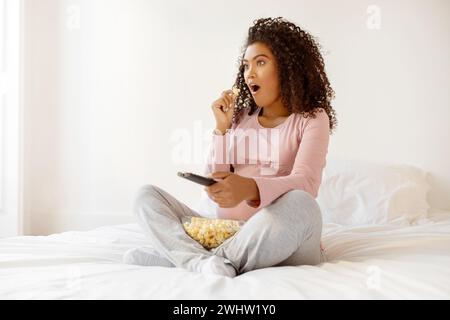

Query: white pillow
[{"left": 316, "top": 156, "right": 431, "bottom": 226}]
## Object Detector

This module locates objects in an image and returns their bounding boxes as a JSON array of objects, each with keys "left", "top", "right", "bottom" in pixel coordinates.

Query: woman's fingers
[
  {"left": 226, "top": 100, "right": 235, "bottom": 117},
  {"left": 215, "top": 89, "right": 236, "bottom": 114},
  {"left": 206, "top": 181, "right": 225, "bottom": 192},
  {"left": 212, "top": 98, "right": 226, "bottom": 112},
  {"left": 211, "top": 194, "right": 223, "bottom": 204},
  {"left": 207, "top": 190, "right": 227, "bottom": 204},
  {"left": 213, "top": 99, "right": 229, "bottom": 115},
  {"left": 221, "top": 91, "right": 233, "bottom": 108}
]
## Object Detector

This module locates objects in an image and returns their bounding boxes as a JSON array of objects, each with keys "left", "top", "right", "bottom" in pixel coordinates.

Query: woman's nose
[
  {"left": 246, "top": 71, "right": 256, "bottom": 82},
  {"left": 248, "top": 65, "right": 256, "bottom": 76}
]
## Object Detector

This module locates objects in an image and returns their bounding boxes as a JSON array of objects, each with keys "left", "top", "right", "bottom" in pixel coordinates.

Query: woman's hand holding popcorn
[{"left": 210, "top": 86, "right": 240, "bottom": 135}]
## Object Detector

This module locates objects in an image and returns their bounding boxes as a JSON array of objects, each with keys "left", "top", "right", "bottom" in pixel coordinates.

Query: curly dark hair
[{"left": 231, "top": 17, "right": 337, "bottom": 134}]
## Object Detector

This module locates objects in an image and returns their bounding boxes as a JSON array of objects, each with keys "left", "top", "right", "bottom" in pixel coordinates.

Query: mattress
[{"left": 1, "top": 212, "right": 450, "bottom": 299}]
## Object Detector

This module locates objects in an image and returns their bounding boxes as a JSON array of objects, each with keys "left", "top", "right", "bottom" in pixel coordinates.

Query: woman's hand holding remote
[{"left": 205, "top": 172, "right": 260, "bottom": 208}]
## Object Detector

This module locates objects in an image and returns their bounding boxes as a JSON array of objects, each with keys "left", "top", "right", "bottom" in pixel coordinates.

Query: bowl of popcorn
[{"left": 182, "top": 217, "right": 244, "bottom": 250}]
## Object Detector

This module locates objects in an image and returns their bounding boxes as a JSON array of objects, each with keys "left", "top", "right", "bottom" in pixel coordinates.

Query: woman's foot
[
  {"left": 123, "top": 246, "right": 175, "bottom": 267},
  {"left": 197, "top": 256, "right": 237, "bottom": 278}
]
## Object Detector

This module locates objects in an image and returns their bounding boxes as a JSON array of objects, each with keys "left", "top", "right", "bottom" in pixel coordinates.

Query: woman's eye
[{"left": 243, "top": 61, "right": 265, "bottom": 70}]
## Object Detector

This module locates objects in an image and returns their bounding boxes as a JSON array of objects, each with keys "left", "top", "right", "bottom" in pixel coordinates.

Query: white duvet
[{"left": 1, "top": 212, "right": 450, "bottom": 299}]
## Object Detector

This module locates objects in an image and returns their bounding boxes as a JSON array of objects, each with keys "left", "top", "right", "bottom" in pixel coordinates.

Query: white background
[{"left": 21, "top": 0, "right": 450, "bottom": 235}]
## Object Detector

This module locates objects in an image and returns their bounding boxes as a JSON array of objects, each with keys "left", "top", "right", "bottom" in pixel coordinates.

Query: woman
[{"left": 124, "top": 17, "right": 338, "bottom": 278}]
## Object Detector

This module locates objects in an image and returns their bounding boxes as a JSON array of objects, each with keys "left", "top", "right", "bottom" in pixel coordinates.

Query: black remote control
[{"left": 177, "top": 172, "right": 217, "bottom": 186}]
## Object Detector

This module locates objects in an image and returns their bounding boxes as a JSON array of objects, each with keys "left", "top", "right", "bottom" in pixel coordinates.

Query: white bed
[
  {"left": 1, "top": 212, "right": 450, "bottom": 299},
  {"left": 1, "top": 157, "right": 449, "bottom": 299}
]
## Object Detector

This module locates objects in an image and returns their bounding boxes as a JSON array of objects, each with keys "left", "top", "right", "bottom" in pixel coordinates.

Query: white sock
[
  {"left": 123, "top": 246, "right": 175, "bottom": 267},
  {"left": 198, "top": 256, "right": 237, "bottom": 278}
]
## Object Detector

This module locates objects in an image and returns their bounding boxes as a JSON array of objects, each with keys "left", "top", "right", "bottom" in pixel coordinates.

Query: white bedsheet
[{"left": 1, "top": 212, "right": 450, "bottom": 299}]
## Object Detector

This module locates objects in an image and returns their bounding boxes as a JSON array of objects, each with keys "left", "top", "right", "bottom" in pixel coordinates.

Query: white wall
[{"left": 23, "top": 0, "right": 450, "bottom": 235}]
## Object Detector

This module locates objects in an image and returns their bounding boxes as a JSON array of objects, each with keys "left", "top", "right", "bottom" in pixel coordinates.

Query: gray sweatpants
[{"left": 132, "top": 184, "right": 326, "bottom": 275}]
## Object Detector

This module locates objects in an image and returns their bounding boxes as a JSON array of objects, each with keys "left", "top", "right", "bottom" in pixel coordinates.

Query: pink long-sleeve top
[{"left": 204, "top": 106, "right": 330, "bottom": 222}]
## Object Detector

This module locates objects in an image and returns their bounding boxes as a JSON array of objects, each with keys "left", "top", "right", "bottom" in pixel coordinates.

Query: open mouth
[{"left": 249, "top": 84, "right": 261, "bottom": 94}]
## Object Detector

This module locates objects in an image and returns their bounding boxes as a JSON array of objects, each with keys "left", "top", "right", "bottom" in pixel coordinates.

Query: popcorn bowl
[{"left": 182, "top": 216, "right": 245, "bottom": 250}]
